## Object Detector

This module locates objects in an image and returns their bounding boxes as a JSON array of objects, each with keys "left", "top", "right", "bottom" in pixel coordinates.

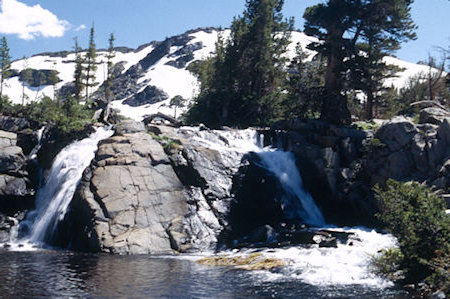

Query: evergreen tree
[
  {"left": 105, "top": 33, "right": 115, "bottom": 104},
  {"left": 284, "top": 44, "right": 325, "bottom": 119},
  {"left": 21, "top": 56, "right": 33, "bottom": 105},
  {"left": 73, "top": 37, "right": 84, "bottom": 102},
  {"left": 187, "top": 0, "right": 292, "bottom": 127},
  {"left": 169, "top": 95, "right": 185, "bottom": 119},
  {"left": 83, "top": 26, "right": 98, "bottom": 102},
  {"left": 0, "top": 36, "right": 11, "bottom": 99},
  {"left": 304, "top": 0, "right": 416, "bottom": 124}
]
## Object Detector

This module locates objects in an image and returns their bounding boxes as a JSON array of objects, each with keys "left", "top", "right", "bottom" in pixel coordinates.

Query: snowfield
[{"left": 3, "top": 28, "right": 437, "bottom": 121}]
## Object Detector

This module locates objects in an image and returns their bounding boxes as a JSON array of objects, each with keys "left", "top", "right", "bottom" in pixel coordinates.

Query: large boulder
[
  {"left": 367, "top": 116, "right": 450, "bottom": 192},
  {"left": 0, "top": 129, "right": 35, "bottom": 243},
  {"left": 69, "top": 130, "right": 189, "bottom": 254}
]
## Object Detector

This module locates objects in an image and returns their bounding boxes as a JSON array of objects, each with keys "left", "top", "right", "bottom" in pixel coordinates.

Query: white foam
[{"left": 262, "top": 228, "right": 397, "bottom": 287}]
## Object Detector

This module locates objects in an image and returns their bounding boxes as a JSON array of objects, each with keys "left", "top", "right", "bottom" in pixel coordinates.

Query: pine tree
[
  {"left": 187, "top": 0, "right": 292, "bottom": 127},
  {"left": 284, "top": 44, "right": 325, "bottom": 119},
  {"left": 73, "top": 37, "right": 84, "bottom": 102},
  {"left": 304, "top": 0, "right": 416, "bottom": 124},
  {"left": 169, "top": 95, "right": 185, "bottom": 118},
  {"left": 0, "top": 36, "right": 11, "bottom": 99},
  {"left": 105, "top": 33, "right": 115, "bottom": 104},
  {"left": 83, "top": 26, "right": 98, "bottom": 102}
]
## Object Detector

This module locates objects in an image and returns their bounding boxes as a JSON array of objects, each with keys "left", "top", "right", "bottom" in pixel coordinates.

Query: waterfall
[
  {"left": 184, "top": 127, "right": 325, "bottom": 226},
  {"left": 256, "top": 150, "right": 326, "bottom": 226},
  {"left": 20, "top": 127, "right": 113, "bottom": 246},
  {"left": 28, "top": 126, "right": 46, "bottom": 160}
]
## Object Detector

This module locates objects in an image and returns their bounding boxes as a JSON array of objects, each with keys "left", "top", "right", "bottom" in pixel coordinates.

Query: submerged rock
[{"left": 197, "top": 252, "right": 286, "bottom": 271}]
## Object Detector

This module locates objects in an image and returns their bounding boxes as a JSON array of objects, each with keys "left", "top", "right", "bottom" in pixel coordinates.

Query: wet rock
[
  {"left": 247, "top": 225, "right": 277, "bottom": 244},
  {"left": 0, "top": 116, "right": 30, "bottom": 133},
  {"left": 312, "top": 232, "right": 338, "bottom": 248}
]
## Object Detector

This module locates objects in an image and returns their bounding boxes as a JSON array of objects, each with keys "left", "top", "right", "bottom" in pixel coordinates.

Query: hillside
[{"left": 3, "top": 28, "right": 434, "bottom": 121}]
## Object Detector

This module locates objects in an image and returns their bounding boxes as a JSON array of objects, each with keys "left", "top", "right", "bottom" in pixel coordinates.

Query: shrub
[
  {"left": 0, "top": 96, "right": 94, "bottom": 134},
  {"left": 374, "top": 180, "right": 450, "bottom": 292}
]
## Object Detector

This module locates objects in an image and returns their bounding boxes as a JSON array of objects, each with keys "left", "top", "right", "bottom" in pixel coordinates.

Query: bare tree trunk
[{"left": 320, "top": 23, "right": 351, "bottom": 125}]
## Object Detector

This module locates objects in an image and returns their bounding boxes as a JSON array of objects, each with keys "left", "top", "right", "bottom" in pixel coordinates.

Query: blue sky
[{"left": 1, "top": 0, "right": 450, "bottom": 64}]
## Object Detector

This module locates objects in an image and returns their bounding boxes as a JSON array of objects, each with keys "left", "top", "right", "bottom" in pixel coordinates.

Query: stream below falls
[{"left": 0, "top": 249, "right": 408, "bottom": 298}]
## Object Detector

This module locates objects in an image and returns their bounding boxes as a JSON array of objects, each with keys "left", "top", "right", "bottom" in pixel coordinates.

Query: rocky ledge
[
  {"left": 0, "top": 119, "right": 38, "bottom": 243},
  {"left": 62, "top": 111, "right": 450, "bottom": 255},
  {"left": 66, "top": 121, "right": 234, "bottom": 254}
]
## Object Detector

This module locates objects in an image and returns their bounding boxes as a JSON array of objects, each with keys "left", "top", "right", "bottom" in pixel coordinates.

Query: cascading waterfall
[
  {"left": 19, "top": 127, "right": 113, "bottom": 246},
  {"left": 255, "top": 150, "right": 326, "bottom": 226},
  {"left": 187, "top": 127, "right": 396, "bottom": 287},
  {"left": 187, "top": 126, "right": 325, "bottom": 226}
]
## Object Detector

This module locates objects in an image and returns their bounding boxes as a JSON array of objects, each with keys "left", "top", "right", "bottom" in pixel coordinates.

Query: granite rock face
[
  {"left": 69, "top": 123, "right": 188, "bottom": 254},
  {"left": 368, "top": 117, "right": 450, "bottom": 190},
  {"left": 0, "top": 129, "right": 35, "bottom": 242},
  {"left": 68, "top": 123, "right": 255, "bottom": 254}
]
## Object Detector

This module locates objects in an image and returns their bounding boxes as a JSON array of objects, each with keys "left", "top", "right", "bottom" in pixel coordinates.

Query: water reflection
[{"left": 0, "top": 250, "right": 408, "bottom": 298}]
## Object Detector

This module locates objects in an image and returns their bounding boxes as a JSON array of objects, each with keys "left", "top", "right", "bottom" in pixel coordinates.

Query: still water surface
[{"left": 0, "top": 250, "right": 408, "bottom": 298}]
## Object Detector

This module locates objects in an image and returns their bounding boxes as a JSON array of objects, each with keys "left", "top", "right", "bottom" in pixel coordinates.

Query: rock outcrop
[
  {"left": 272, "top": 115, "right": 450, "bottom": 226},
  {"left": 122, "top": 85, "right": 169, "bottom": 107},
  {"left": 68, "top": 121, "right": 189, "bottom": 254},
  {"left": 0, "top": 129, "right": 35, "bottom": 242},
  {"left": 67, "top": 122, "right": 235, "bottom": 254},
  {"left": 67, "top": 123, "right": 263, "bottom": 254},
  {"left": 62, "top": 113, "right": 450, "bottom": 254},
  {"left": 368, "top": 116, "right": 450, "bottom": 191}
]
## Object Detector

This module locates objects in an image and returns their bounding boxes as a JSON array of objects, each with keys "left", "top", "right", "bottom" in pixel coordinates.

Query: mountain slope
[{"left": 3, "top": 28, "right": 434, "bottom": 121}]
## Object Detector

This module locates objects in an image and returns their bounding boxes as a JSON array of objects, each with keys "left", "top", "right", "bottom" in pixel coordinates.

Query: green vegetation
[
  {"left": 83, "top": 26, "right": 98, "bottom": 102},
  {"left": 185, "top": 0, "right": 293, "bottom": 127},
  {"left": 185, "top": 0, "right": 423, "bottom": 127},
  {"left": 0, "top": 36, "right": 11, "bottom": 100},
  {"left": 73, "top": 37, "right": 84, "bottom": 102},
  {"left": 374, "top": 180, "right": 450, "bottom": 293},
  {"left": 0, "top": 95, "right": 94, "bottom": 134},
  {"left": 304, "top": 0, "right": 417, "bottom": 124},
  {"left": 169, "top": 95, "right": 185, "bottom": 119},
  {"left": 105, "top": 33, "right": 116, "bottom": 104},
  {"left": 147, "top": 131, "right": 181, "bottom": 153},
  {"left": 366, "top": 138, "right": 386, "bottom": 151},
  {"left": 283, "top": 44, "right": 325, "bottom": 119}
]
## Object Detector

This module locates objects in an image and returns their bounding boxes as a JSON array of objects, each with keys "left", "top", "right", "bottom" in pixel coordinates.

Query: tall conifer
[
  {"left": 73, "top": 37, "right": 84, "bottom": 102},
  {"left": 83, "top": 26, "right": 98, "bottom": 102},
  {"left": 304, "top": 0, "right": 416, "bottom": 124},
  {"left": 0, "top": 36, "right": 11, "bottom": 99},
  {"left": 105, "top": 33, "right": 115, "bottom": 104},
  {"left": 187, "top": 0, "right": 292, "bottom": 127}
]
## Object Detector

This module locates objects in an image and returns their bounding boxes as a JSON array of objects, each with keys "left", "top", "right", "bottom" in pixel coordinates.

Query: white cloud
[
  {"left": 0, "top": 0, "right": 69, "bottom": 40},
  {"left": 75, "top": 24, "right": 86, "bottom": 32}
]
